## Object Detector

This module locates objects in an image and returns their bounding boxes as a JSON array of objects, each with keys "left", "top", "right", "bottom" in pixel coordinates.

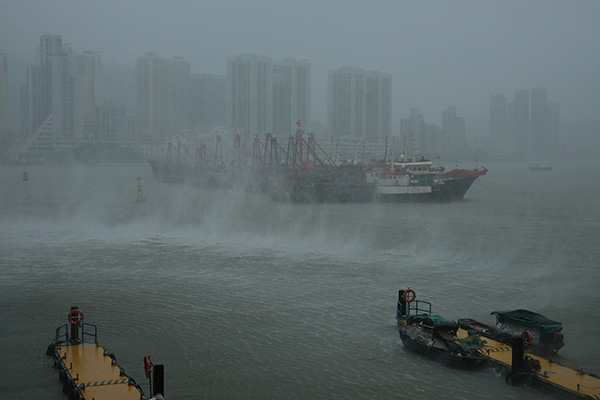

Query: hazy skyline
[{"left": 1, "top": 0, "right": 599, "bottom": 131}]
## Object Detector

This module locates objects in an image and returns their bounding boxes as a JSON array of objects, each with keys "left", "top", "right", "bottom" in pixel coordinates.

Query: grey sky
[{"left": 1, "top": 0, "right": 599, "bottom": 128}]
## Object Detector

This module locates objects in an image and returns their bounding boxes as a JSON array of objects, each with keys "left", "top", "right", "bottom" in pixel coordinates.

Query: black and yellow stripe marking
[
  {"left": 456, "top": 329, "right": 600, "bottom": 399},
  {"left": 481, "top": 346, "right": 511, "bottom": 353},
  {"left": 80, "top": 377, "right": 130, "bottom": 388},
  {"left": 54, "top": 343, "right": 143, "bottom": 400}
]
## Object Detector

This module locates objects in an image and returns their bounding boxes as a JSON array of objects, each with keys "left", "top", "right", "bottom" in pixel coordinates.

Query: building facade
[
  {"left": 365, "top": 71, "right": 392, "bottom": 143},
  {"left": 490, "top": 93, "right": 507, "bottom": 138},
  {"left": 78, "top": 50, "right": 102, "bottom": 131},
  {"left": 328, "top": 67, "right": 366, "bottom": 138},
  {"left": 486, "top": 88, "right": 560, "bottom": 160},
  {"left": 11, "top": 35, "right": 102, "bottom": 161},
  {"left": 328, "top": 67, "right": 391, "bottom": 142},
  {"left": 136, "top": 53, "right": 191, "bottom": 140},
  {"left": 513, "top": 89, "right": 530, "bottom": 154},
  {"left": 226, "top": 53, "right": 273, "bottom": 139},
  {"left": 272, "top": 58, "right": 311, "bottom": 136},
  {"left": 547, "top": 101, "right": 560, "bottom": 156},
  {"left": 530, "top": 88, "right": 548, "bottom": 157},
  {"left": 0, "top": 53, "right": 7, "bottom": 134}
]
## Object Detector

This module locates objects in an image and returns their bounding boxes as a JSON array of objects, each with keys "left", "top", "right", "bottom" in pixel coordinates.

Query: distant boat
[
  {"left": 22, "top": 172, "right": 29, "bottom": 181},
  {"left": 528, "top": 163, "right": 552, "bottom": 171}
]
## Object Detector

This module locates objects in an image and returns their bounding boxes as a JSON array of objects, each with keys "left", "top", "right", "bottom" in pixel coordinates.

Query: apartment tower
[
  {"left": 272, "top": 58, "right": 311, "bottom": 136},
  {"left": 226, "top": 53, "right": 273, "bottom": 139},
  {"left": 0, "top": 53, "right": 7, "bottom": 137},
  {"left": 136, "top": 53, "right": 191, "bottom": 139}
]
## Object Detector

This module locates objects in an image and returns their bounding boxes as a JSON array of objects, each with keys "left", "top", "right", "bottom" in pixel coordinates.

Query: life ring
[
  {"left": 67, "top": 308, "right": 85, "bottom": 326},
  {"left": 144, "top": 356, "right": 152, "bottom": 379},
  {"left": 402, "top": 289, "right": 416, "bottom": 303},
  {"left": 394, "top": 180, "right": 399, "bottom": 185},
  {"left": 521, "top": 330, "right": 533, "bottom": 348}
]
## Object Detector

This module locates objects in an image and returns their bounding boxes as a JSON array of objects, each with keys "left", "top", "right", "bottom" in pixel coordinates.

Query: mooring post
[
  {"left": 397, "top": 290, "right": 407, "bottom": 318},
  {"left": 511, "top": 336, "right": 524, "bottom": 374},
  {"left": 69, "top": 306, "right": 80, "bottom": 342},
  {"left": 153, "top": 364, "right": 164, "bottom": 397}
]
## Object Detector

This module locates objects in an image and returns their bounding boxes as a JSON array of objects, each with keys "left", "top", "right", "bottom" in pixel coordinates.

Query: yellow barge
[
  {"left": 396, "top": 289, "right": 600, "bottom": 399},
  {"left": 47, "top": 307, "right": 164, "bottom": 400}
]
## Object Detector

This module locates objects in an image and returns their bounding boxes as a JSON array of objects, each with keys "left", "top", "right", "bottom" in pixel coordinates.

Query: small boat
[
  {"left": 47, "top": 306, "right": 165, "bottom": 399},
  {"left": 395, "top": 290, "right": 600, "bottom": 399},
  {"left": 396, "top": 289, "right": 487, "bottom": 369},
  {"left": 458, "top": 309, "right": 564, "bottom": 357},
  {"left": 528, "top": 163, "right": 552, "bottom": 171},
  {"left": 22, "top": 172, "right": 29, "bottom": 181}
]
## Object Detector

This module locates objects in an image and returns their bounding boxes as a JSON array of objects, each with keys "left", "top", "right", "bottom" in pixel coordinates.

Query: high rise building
[
  {"left": 0, "top": 53, "right": 7, "bottom": 133},
  {"left": 400, "top": 108, "right": 426, "bottom": 154},
  {"left": 513, "top": 89, "right": 530, "bottom": 154},
  {"left": 442, "top": 106, "right": 466, "bottom": 158},
  {"left": 365, "top": 71, "right": 392, "bottom": 143},
  {"left": 226, "top": 53, "right": 272, "bottom": 138},
  {"left": 21, "top": 35, "right": 101, "bottom": 138},
  {"left": 136, "top": 53, "right": 191, "bottom": 139},
  {"left": 490, "top": 94, "right": 507, "bottom": 138},
  {"left": 328, "top": 67, "right": 366, "bottom": 138},
  {"left": 77, "top": 51, "right": 102, "bottom": 126},
  {"left": 21, "top": 34, "right": 62, "bottom": 138},
  {"left": 272, "top": 58, "right": 311, "bottom": 136},
  {"left": 328, "top": 66, "right": 392, "bottom": 141},
  {"left": 94, "top": 100, "right": 127, "bottom": 140},
  {"left": 548, "top": 101, "right": 560, "bottom": 155},
  {"left": 530, "top": 88, "right": 548, "bottom": 157},
  {"left": 12, "top": 34, "right": 102, "bottom": 161},
  {"left": 191, "top": 73, "right": 226, "bottom": 132}
]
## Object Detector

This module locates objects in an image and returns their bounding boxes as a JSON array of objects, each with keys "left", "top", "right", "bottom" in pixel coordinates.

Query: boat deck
[
  {"left": 53, "top": 342, "right": 144, "bottom": 400},
  {"left": 456, "top": 329, "right": 600, "bottom": 399}
]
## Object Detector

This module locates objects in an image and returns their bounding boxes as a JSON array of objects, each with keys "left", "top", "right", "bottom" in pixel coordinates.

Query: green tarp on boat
[
  {"left": 492, "top": 309, "right": 562, "bottom": 334},
  {"left": 406, "top": 314, "right": 459, "bottom": 331},
  {"left": 458, "top": 334, "right": 486, "bottom": 352}
]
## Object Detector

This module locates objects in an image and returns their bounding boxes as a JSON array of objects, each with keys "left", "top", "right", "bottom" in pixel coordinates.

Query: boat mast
[{"left": 383, "top": 136, "right": 388, "bottom": 164}]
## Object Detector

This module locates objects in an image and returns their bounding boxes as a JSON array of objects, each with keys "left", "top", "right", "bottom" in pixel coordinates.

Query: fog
[{"left": 2, "top": 0, "right": 599, "bottom": 138}]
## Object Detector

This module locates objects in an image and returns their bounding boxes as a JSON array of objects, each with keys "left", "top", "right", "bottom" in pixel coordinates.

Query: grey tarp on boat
[{"left": 491, "top": 309, "right": 562, "bottom": 334}]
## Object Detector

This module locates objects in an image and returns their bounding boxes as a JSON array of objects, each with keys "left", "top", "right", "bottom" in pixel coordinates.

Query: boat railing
[
  {"left": 82, "top": 322, "right": 98, "bottom": 343},
  {"left": 397, "top": 299, "right": 433, "bottom": 320},
  {"left": 54, "top": 324, "right": 68, "bottom": 343},
  {"left": 54, "top": 322, "right": 98, "bottom": 344},
  {"left": 409, "top": 300, "right": 432, "bottom": 316}
]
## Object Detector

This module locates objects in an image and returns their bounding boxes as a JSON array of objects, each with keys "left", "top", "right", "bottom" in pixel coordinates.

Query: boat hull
[
  {"left": 440, "top": 168, "right": 488, "bottom": 199},
  {"left": 398, "top": 324, "right": 487, "bottom": 369}
]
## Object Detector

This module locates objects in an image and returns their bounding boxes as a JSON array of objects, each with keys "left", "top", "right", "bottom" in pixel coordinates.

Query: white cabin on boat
[{"left": 369, "top": 159, "right": 441, "bottom": 196}]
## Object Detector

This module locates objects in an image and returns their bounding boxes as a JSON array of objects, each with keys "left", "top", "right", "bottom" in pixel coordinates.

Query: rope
[{"left": 476, "top": 179, "right": 535, "bottom": 199}]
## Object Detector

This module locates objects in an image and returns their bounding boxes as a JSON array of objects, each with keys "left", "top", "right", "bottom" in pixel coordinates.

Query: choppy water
[{"left": 1, "top": 161, "right": 599, "bottom": 399}]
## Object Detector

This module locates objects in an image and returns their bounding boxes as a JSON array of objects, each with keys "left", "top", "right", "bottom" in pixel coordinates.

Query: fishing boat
[
  {"left": 395, "top": 289, "right": 487, "bottom": 368},
  {"left": 458, "top": 309, "right": 564, "bottom": 357},
  {"left": 47, "top": 306, "right": 165, "bottom": 400},
  {"left": 274, "top": 163, "right": 376, "bottom": 203}
]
